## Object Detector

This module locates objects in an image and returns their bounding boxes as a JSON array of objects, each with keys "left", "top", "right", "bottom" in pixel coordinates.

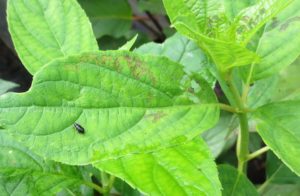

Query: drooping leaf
[
  {"left": 254, "top": 100, "right": 300, "bottom": 176},
  {"left": 135, "top": 33, "right": 215, "bottom": 86},
  {"left": 218, "top": 164, "right": 258, "bottom": 196},
  {"left": 78, "top": 0, "right": 132, "bottom": 39},
  {"left": 0, "top": 133, "right": 93, "bottom": 195},
  {"left": 0, "top": 51, "right": 219, "bottom": 165},
  {"left": 7, "top": 0, "right": 98, "bottom": 74},
  {"left": 95, "top": 138, "right": 221, "bottom": 196},
  {"left": 245, "top": 0, "right": 300, "bottom": 81}
]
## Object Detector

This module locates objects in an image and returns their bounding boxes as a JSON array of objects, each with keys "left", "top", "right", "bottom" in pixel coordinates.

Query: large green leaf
[
  {"left": 247, "top": 0, "right": 300, "bottom": 80},
  {"left": 78, "top": 0, "right": 132, "bottom": 39},
  {"left": 7, "top": 0, "right": 98, "bottom": 74},
  {"left": 254, "top": 101, "right": 300, "bottom": 176},
  {"left": 95, "top": 138, "right": 221, "bottom": 196},
  {"left": 0, "top": 51, "right": 219, "bottom": 165},
  {"left": 135, "top": 33, "right": 215, "bottom": 86},
  {"left": 0, "top": 133, "right": 93, "bottom": 196},
  {"left": 218, "top": 164, "right": 258, "bottom": 196}
]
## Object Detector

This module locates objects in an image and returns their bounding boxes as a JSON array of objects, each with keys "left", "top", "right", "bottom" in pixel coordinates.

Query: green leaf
[
  {"left": 218, "top": 164, "right": 258, "bottom": 196},
  {"left": 266, "top": 152, "right": 300, "bottom": 184},
  {"left": 254, "top": 101, "right": 300, "bottom": 176},
  {"left": 0, "top": 79, "right": 18, "bottom": 95},
  {"left": 0, "top": 133, "right": 93, "bottom": 195},
  {"left": 262, "top": 184, "right": 300, "bottom": 196},
  {"left": 7, "top": 0, "right": 98, "bottom": 74},
  {"left": 119, "top": 34, "right": 138, "bottom": 51},
  {"left": 114, "top": 178, "right": 142, "bottom": 196},
  {"left": 235, "top": 0, "right": 293, "bottom": 43},
  {"left": 138, "top": 0, "right": 166, "bottom": 14},
  {"left": 223, "top": 0, "right": 256, "bottom": 20},
  {"left": 135, "top": 33, "right": 215, "bottom": 86},
  {"left": 260, "top": 152, "right": 300, "bottom": 195},
  {"left": 0, "top": 51, "right": 219, "bottom": 165},
  {"left": 78, "top": 0, "right": 132, "bottom": 39},
  {"left": 247, "top": 0, "right": 300, "bottom": 81},
  {"left": 162, "top": 0, "right": 259, "bottom": 72},
  {"left": 272, "top": 57, "right": 300, "bottom": 101},
  {"left": 202, "top": 112, "right": 237, "bottom": 158},
  {"left": 248, "top": 76, "right": 279, "bottom": 108},
  {"left": 95, "top": 138, "right": 221, "bottom": 196}
]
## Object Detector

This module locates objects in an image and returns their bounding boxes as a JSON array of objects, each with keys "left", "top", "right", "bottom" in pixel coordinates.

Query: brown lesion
[
  {"left": 280, "top": 16, "right": 300, "bottom": 31},
  {"left": 123, "top": 55, "right": 157, "bottom": 86},
  {"left": 144, "top": 111, "right": 167, "bottom": 123}
]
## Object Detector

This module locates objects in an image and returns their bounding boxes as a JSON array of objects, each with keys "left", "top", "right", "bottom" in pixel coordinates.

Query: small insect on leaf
[{"left": 74, "top": 123, "right": 85, "bottom": 134}]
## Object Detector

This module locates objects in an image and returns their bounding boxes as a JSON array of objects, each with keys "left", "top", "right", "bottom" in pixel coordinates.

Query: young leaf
[
  {"left": 254, "top": 101, "right": 300, "bottom": 176},
  {"left": 218, "top": 164, "right": 259, "bottom": 196},
  {"left": 7, "top": 0, "right": 98, "bottom": 74},
  {"left": 94, "top": 138, "right": 221, "bottom": 196},
  {"left": 0, "top": 51, "right": 219, "bottom": 165},
  {"left": 0, "top": 133, "right": 93, "bottom": 195}
]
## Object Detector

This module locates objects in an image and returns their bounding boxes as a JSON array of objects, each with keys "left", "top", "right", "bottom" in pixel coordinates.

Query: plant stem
[
  {"left": 218, "top": 103, "right": 239, "bottom": 113},
  {"left": 83, "top": 181, "right": 104, "bottom": 194},
  {"left": 247, "top": 146, "right": 270, "bottom": 161},
  {"left": 237, "top": 113, "right": 250, "bottom": 173},
  {"left": 101, "top": 171, "right": 115, "bottom": 196},
  {"left": 227, "top": 74, "right": 250, "bottom": 174}
]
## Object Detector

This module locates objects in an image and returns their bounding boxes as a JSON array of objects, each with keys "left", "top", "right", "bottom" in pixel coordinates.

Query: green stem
[
  {"left": 227, "top": 74, "right": 250, "bottom": 174},
  {"left": 247, "top": 146, "right": 270, "bottom": 161},
  {"left": 237, "top": 113, "right": 250, "bottom": 173},
  {"left": 83, "top": 181, "right": 104, "bottom": 194},
  {"left": 101, "top": 172, "right": 115, "bottom": 196},
  {"left": 218, "top": 103, "right": 239, "bottom": 113}
]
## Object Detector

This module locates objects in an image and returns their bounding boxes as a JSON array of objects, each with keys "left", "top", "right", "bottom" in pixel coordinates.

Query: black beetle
[{"left": 74, "top": 123, "right": 85, "bottom": 134}]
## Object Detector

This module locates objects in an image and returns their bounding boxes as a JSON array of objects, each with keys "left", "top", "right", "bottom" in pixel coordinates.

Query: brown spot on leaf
[
  {"left": 280, "top": 16, "right": 300, "bottom": 31},
  {"left": 144, "top": 111, "right": 167, "bottom": 123}
]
